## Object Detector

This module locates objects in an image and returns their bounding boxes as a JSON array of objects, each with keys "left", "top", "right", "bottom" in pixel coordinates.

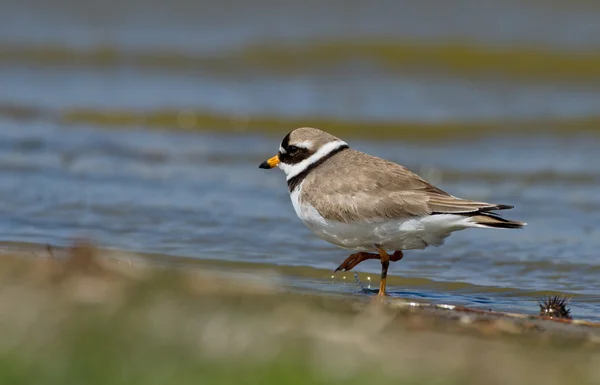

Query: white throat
[{"left": 279, "top": 140, "right": 347, "bottom": 180}]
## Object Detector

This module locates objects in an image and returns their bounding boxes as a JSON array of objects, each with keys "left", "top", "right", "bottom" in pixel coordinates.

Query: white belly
[{"left": 290, "top": 184, "right": 476, "bottom": 252}]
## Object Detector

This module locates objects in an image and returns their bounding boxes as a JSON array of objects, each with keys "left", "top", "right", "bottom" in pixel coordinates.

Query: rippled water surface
[
  {"left": 1, "top": 0, "right": 599, "bottom": 320},
  {"left": 1, "top": 123, "right": 599, "bottom": 318}
]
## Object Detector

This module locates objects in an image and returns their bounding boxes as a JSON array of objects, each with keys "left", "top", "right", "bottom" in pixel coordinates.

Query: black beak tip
[{"left": 259, "top": 161, "right": 270, "bottom": 169}]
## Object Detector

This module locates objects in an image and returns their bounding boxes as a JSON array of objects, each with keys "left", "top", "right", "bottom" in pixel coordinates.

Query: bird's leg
[
  {"left": 335, "top": 252, "right": 380, "bottom": 272},
  {"left": 335, "top": 250, "right": 404, "bottom": 273},
  {"left": 390, "top": 250, "right": 404, "bottom": 262},
  {"left": 335, "top": 249, "right": 405, "bottom": 296},
  {"left": 375, "top": 245, "right": 391, "bottom": 297}
]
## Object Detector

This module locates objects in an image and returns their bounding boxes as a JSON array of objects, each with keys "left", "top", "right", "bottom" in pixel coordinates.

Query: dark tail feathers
[{"left": 470, "top": 211, "right": 526, "bottom": 229}]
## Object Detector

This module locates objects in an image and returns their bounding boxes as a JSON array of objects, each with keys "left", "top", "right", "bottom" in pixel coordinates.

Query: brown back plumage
[{"left": 300, "top": 147, "right": 524, "bottom": 227}]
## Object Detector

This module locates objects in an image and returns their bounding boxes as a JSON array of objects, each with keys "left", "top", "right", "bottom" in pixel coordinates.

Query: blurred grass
[
  {"left": 2, "top": 103, "right": 600, "bottom": 142},
  {"left": 2, "top": 39, "right": 600, "bottom": 141},
  {"left": 2, "top": 41, "right": 600, "bottom": 80},
  {"left": 2, "top": 243, "right": 600, "bottom": 385},
  {"left": 60, "top": 107, "right": 600, "bottom": 141}
]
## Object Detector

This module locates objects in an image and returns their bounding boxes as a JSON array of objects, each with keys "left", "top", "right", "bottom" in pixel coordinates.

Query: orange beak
[{"left": 259, "top": 155, "right": 280, "bottom": 169}]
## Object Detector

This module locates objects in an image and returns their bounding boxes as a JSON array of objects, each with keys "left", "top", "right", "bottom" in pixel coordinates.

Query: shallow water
[
  {"left": 1, "top": 123, "right": 599, "bottom": 319},
  {"left": 0, "top": 0, "right": 599, "bottom": 320}
]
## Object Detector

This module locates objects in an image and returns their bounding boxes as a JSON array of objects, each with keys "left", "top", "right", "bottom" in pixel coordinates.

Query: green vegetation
[
  {"left": 1, "top": 243, "right": 600, "bottom": 385},
  {"left": 2, "top": 39, "right": 600, "bottom": 141},
  {"left": 2, "top": 40, "right": 600, "bottom": 80},
  {"left": 60, "top": 107, "right": 600, "bottom": 141},
  {"left": 3, "top": 102, "right": 600, "bottom": 142}
]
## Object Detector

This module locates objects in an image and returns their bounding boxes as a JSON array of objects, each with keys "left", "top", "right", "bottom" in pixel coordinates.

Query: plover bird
[{"left": 259, "top": 127, "right": 525, "bottom": 296}]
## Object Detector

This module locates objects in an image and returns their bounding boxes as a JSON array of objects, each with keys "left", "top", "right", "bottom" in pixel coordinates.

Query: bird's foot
[
  {"left": 334, "top": 250, "right": 404, "bottom": 272},
  {"left": 335, "top": 252, "right": 380, "bottom": 272}
]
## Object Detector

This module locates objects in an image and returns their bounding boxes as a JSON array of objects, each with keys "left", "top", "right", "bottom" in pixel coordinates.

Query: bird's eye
[{"left": 287, "top": 146, "right": 299, "bottom": 155}]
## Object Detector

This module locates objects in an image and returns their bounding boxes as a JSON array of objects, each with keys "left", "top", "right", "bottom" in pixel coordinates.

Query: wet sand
[{"left": 2, "top": 242, "right": 600, "bottom": 385}]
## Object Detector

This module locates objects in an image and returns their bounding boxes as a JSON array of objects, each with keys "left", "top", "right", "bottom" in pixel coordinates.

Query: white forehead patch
[
  {"left": 292, "top": 140, "right": 314, "bottom": 150},
  {"left": 280, "top": 140, "right": 314, "bottom": 153},
  {"left": 280, "top": 140, "right": 314, "bottom": 154},
  {"left": 278, "top": 140, "right": 347, "bottom": 180}
]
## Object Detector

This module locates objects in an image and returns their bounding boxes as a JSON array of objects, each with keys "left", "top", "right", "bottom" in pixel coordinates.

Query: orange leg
[
  {"left": 375, "top": 246, "right": 390, "bottom": 297},
  {"left": 335, "top": 248, "right": 404, "bottom": 297},
  {"left": 335, "top": 250, "right": 404, "bottom": 272},
  {"left": 375, "top": 248, "right": 404, "bottom": 297},
  {"left": 390, "top": 250, "right": 404, "bottom": 262},
  {"left": 335, "top": 252, "right": 380, "bottom": 272}
]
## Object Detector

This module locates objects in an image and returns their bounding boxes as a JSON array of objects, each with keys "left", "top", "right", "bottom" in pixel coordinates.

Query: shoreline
[
  {"left": 2, "top": 240, "right": 598, "bottom": 333},
  {"left": 2, "top": 240, "right": 600, "bottom": 384}
]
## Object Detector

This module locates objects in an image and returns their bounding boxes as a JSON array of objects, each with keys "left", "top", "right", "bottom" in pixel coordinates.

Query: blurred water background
[{"left": 1, "top": 0, "right": 599, "bottom": 320}]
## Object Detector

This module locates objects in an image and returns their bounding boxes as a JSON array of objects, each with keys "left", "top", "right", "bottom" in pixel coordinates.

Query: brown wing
[{"left": 301, "top": 149, "right": 511, "bottom": 224}]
